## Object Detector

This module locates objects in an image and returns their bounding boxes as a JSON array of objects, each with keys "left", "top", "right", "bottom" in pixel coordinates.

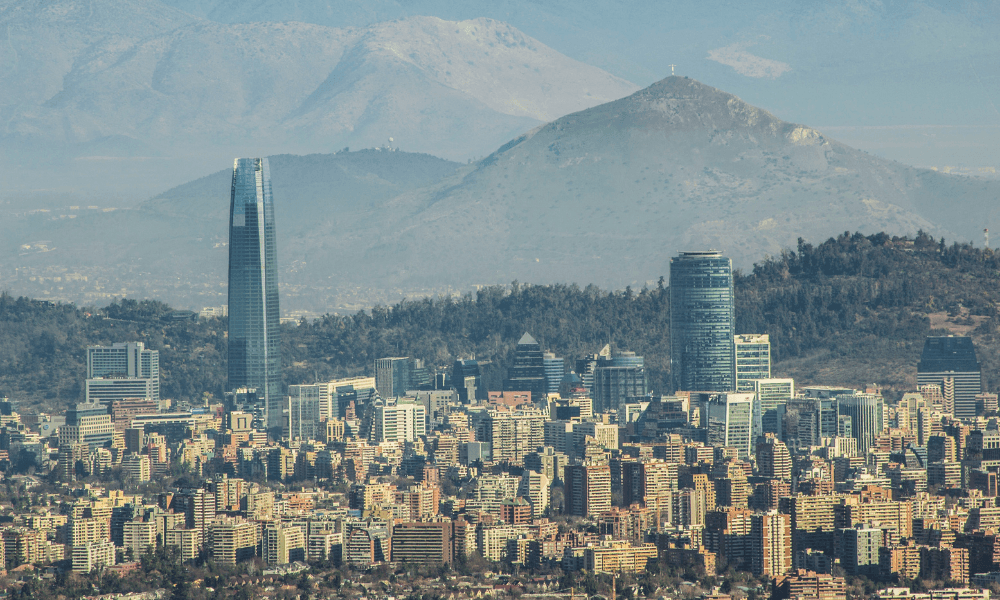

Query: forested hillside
[{"left": 1, "top": 231, "right": 998, "bottom": 411}]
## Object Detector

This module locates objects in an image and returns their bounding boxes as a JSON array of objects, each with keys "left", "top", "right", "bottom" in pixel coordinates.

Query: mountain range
[
  {"left": 0, "top": 0, "right": 636, "bottom": 198},
  {"left": 5, "top": 0, "right": 1000, "bottom": 204},
  {"left": 3, "top": 77, "right": 996, "bottom": 314},
  {"left": 155, "top": 0, "right": 1000, "bottom": 169}
]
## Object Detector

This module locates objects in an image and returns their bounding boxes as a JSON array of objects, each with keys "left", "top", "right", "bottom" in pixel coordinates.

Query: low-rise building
[{"left": 582, "top": 539, "right": 658, "bottom": 573}]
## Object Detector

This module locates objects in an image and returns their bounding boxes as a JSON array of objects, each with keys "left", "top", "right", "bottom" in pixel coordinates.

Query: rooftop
[{"left": 918, "top": 335, "right": 981, "bottom": 373}]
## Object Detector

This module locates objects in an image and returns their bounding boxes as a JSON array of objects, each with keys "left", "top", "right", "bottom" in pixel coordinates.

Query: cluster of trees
[{"left": 2, "top": 231, "right": 1000, "bottom": 411}]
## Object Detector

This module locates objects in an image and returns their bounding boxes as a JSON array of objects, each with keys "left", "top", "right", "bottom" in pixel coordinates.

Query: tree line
[{"left": 2, "top": 231, "right": 998, "bottom": 410}]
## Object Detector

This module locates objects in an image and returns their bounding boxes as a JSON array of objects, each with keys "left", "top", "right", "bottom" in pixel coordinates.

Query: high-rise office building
[
  {"left": 592, "top": 351, "right": 647, "bottom": 414},
  {"left": 576, "top": 344, "right": 612, "bottom": 397},
  {"left": 87, "top": 341, "right": 158, "bottom": 380},
  {"left": 315, "top": 376, "right": 376, "bottom": 420},
  {"left": 453, "top": 359, "right": 484, "bottom": 404},
  {"left": 704, "top": 393, "right": 755, "bottom": 459},
  {"left": 85, "top": 378, "right": 157, "bottom": 408},
  {"left": 228, "top": 157, "right": 282, "bottom": 431},
  {"left": 505, "top": 333, "right": 546, "bottom": 400},
  {"left": 754, "top": 378, "right": 794, "bottom": 440},
  {"left": 837, "top": 393, "right": 884, "bottom": 454},
  {"left": 670, "top": 251, "right": 736, "bottom": 392},
  {"left": 375, "top": 357, "right": 412, "bottom": 399},
  {"left": 917, "top": 336, "right": 982, "bottom": 421},
  {"left": 374, "top": 357, "right": 429, "bottom": 399},
  {"left": 798, "top": 398, "right": 840, "bottom": 447},
  {"left": 543, "top": 352, "right": 565, "bottom": 396},
  {"left": 754, "top": 378, "right": 794, "bottom": 412},
  {"left": 734, "top": 334, "right": 771, "bottom": 392},
  {"left": 85, "top": 342, "right": 159, "bottom": 405},
  {"left": 60, "top": 402, "right": 114, "bottom": 452},
  {"left": 286, "top": 384, "right": 322, "bottom": 441}
]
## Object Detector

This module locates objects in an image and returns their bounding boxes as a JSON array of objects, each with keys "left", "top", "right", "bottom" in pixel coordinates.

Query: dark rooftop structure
[{"left": 918, "top": 336, "right": 981, "bottom": 373}]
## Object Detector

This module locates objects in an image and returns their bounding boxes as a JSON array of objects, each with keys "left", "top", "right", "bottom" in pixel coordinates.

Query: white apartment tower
[
  {"left": 369, "top": 399, "right": 427, "bottom": 443},
  {"left": 85, "top": 342, "right": 159, "bottom": 405},
  {"left": 518, "top": 470, "right": 551, "bottom": 517}
]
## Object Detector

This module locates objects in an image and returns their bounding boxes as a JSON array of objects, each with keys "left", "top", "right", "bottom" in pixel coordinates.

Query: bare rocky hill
[
  {"left": 2, "top": 77, "right": 996, "bottom": 314},
  {"left": 325, "top": 77, "right": 999, "bottom": 290}
]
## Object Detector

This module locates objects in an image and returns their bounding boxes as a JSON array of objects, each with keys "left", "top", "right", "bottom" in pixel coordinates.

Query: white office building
[
  {"left": 86, "top": 342, "right": 159, "bottom": 404},
  {"left": 734, "top": 334, "right": 771, "bottom": 392}
]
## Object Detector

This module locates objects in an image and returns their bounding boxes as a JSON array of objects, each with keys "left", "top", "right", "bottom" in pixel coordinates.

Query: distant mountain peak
[
  {"left": 488, "top": 76, "right": 802, "bottom": 162},
  {"left": 589, "top": 75, "right": 792, "bottom": 135}
]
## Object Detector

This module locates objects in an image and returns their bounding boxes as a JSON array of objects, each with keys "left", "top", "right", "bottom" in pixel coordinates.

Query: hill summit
[{"left": 332, "top": 76, "right": 997, "bottom": 291}]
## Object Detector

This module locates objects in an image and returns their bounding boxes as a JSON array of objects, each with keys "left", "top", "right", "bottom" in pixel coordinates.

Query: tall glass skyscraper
[
  {"left": 228, "top": 158, "right": 282, "bottom": 431},
  {"left": 669, "top": 250, "right": 735, "bottom": 392},
  {"left": 837, "top": 392, "right": 884, "bottom": 454}
]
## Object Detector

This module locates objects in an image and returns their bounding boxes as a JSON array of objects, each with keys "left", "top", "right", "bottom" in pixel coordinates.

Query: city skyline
[{"left": 0, "top": 2, "right": 997, "bottom": 597}]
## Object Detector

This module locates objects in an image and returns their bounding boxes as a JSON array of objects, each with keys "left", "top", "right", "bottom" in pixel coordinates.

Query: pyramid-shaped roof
[{"left": 518, "top": 332, "right": 537, "bottom": 345}]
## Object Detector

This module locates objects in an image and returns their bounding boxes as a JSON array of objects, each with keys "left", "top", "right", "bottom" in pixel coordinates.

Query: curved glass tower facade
[
  {"left": 228, "top": 158, "right": 282, "bottom": 430},
  {"left": 669, "top": 250, "right": 735, "bottom": 392}
]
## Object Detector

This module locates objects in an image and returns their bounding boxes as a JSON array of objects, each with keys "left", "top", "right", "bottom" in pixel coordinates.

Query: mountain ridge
[
  {"left": 333, "top": 77, "right": 977, "bottom": 291},
  {"left": 1, "top": 5, "right": 637, "bottom": 197},
  {"left": 2, "top": 77, "right": 997, "bottom": 314}
]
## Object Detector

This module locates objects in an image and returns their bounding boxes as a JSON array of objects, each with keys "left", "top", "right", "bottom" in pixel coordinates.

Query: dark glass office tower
[
  {"left": 453, "top": 359, "right": 484, "bottom": 404},
  {"left": 505, "top": 332, "right": 547, "bottom": 401},
  {"left": 669, "top": 250, "right": 735, "bottom": 392},
  {"left": 918, "top": 336, "right": 982, "bottom": 421},
  {"left": 228, "top": 158, "right": 282, "bottom": 431}
]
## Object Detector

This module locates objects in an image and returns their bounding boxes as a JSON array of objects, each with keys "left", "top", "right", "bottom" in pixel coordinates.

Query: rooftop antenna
[
  {"left": 986, "top": 228, "right": 990, "bottom": 249},
  {"left": 668, "top": 64, "right": 677, "bottom": 76}
]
